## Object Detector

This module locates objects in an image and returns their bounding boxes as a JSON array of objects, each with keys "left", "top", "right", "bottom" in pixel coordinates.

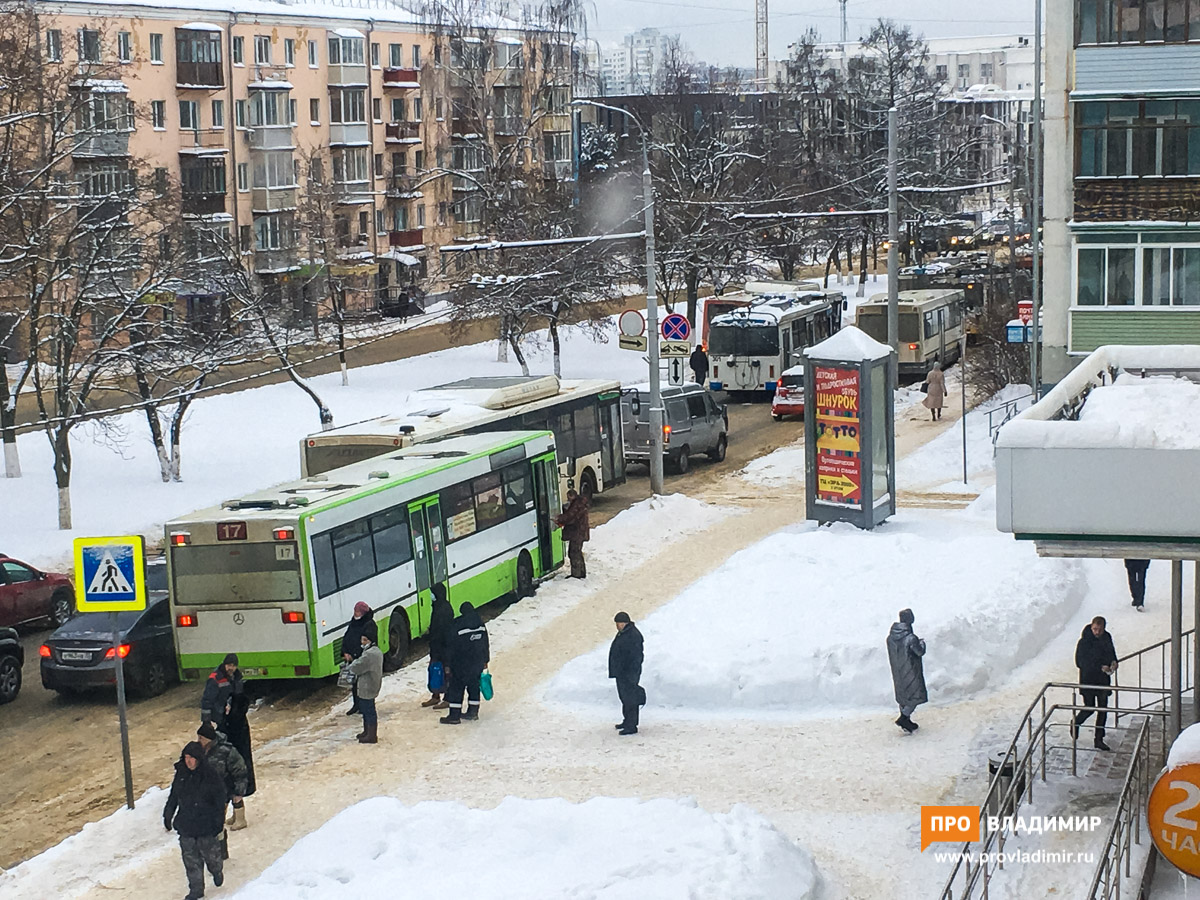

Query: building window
[
  {"left": 254, "top": 35, "right": 271, "bottom": 65},
  {"left": 956, "top": 63, "right": 971, "bottom": 86},
  {"left": 391, "top": 97, "right": 405, "bottom": 121},
  {"left": 1077, "top": 100, "right": 1200, "bottom": 178},
  {"left": 235, "top": 99, "right": 246, "bottom": 127},
  {"left": 126, "top": 100, "right": 135, "bottom": 130},
  {"left": 232, "top": 36, "right": 244, "bottom": 65},
  {"left": 332, "top": 146, "right": 369, "bottom": 183},
  {"left": 374, "top": 152, "right": 383, "bottom": 177},
  {"left": 310, "top": 98, "right": 320, "bottom": 123},
  {"left": 1076, "top": 237, "right": 1200, "bottom": 306},
  {"left": 237, "top": 162, "right": 248, "bottom": 191},
  {"left": 435, "top": 98, "right": 443, "bottom": 120},
  {"left": 980, "top": 62, "right": 994, "bottom": 80},
  {"left": 413, "top": 97, "right": 423, "bottom": 121},
  {"left": 46, "top": 29, "right": 62, "bottom": 62},
  {"left": 935, "top": 63, "right": 947, "bottom": 80},
  {"left": 417, "top": 204, "right": 426, "bottom": 226},
  {"left": 328, "top": 36, "right": 365, "bottom": 65},
  {"left": 284, "top": 38, "right": 295, "bottom": 66},
  {"left": 149, "top": 33, "right": 162, "bottom": 64},
  {"left": 249, "top": 91, "right": 288, "bottom": 127},
  {"left": 79, "top": 29, "right": 101, "bottom": 64},
  {"left": 330, "top": 88, "right": 366, "bottom": 123},
  {"left": 211, "top": 99, "right": 224, "bottom": 128},
  {"left": 308, "top": 39, "right": 318, "bottom": 67},
  {"left": 414, "top": 149, "right": 424, "bottom": 170},
  {"left": 1077, "top": 0, "right": 1200, "bottom": 45},
  {"left": 376, "top": 208, "right": 386, "bottom": 232},
  {"left": 255, "top": 214, "right": 288, "bottom": 250},
  {"left": 179, "top": 100, "right": 199, "bottom": 130},
  {"left": 151, "top": 100, "right": 166, "bottom": 129},
  {"left": 389, "top": 43, "right": 403, "bottom": 66},
  {"left": 239, "top": 224, "right": 251, "bottom": 251},
  {"left": 252, "top": 150, "right": 295, "bottom": 188},
  {"left": 544, "top": 131, "right": 570, "bottom": 161},
  {"left": 413, "top": 45, "right": 421, "bottom": 68},
  {"left": 373, "top": 97, "right": 382, "bottom": 121},
  {"left": 392, "top": 151, "right": 407, "bottom": 173},
  {"left": 117, "top": 31, "right": 132, "bottom": 63},
  {"left": 371, "top": 42, "right": 380, "bottom": 67},
  {"left": 392, "top": 205, "right": 409, "bottom": 231}
]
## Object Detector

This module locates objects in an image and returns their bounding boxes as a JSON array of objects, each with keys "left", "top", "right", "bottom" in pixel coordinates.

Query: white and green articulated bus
[{"left": 166, "top": 431, "right": 563, "bottom": 681}]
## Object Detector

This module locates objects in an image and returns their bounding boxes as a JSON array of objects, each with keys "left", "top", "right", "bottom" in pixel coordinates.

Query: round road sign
[
  {"left": 619, "top": 309, "right": 646, "bottom": 337},
  {"left": 661, "top": 313, "right": 691, "bottom": 342}
]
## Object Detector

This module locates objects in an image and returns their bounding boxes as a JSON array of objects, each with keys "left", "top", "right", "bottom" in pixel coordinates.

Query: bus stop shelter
[{"left": 996, "top": 345, "right": 1200, "bottom": 735}]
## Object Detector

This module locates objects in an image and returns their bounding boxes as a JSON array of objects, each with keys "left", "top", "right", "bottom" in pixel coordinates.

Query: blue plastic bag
[
  {"left": 427, "top": 661, "right": 444, "bottom": 693},
  {"left": 480, "top": 670, "right": 494, "bottom": 701}
]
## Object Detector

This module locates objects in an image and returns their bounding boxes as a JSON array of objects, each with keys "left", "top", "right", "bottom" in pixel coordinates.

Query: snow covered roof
[
  {"left": 379, "top": 250, "right": 420, "bottom": 265},
  {"left": 333, "top": 27, "right": 364, "bottom": 38},
  {"left": 73, "top": 78, "right": 129, "bottom": 93},
  {"left": 181, "top": 21, "right": 222, "bottom": 31},
  {"left": 804, "top": 326, "right": 891, "bottom": 362}
]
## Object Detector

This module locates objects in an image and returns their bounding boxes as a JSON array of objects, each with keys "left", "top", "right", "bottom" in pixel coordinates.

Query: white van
[{"left": 620, "top": 383, "right": 728, "bottom": 474}]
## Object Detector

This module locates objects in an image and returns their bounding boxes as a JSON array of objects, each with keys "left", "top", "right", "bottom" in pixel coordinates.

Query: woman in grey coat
[{"left": 887, "top": 608, "right": 927, "bottom": 734}]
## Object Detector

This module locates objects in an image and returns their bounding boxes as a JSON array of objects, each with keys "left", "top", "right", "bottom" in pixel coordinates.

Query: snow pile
[
  {"left": 232, "top": 797, "right": 821, "bottom": 900},
  {"left": 546, "top": 509, "right": 1085, "bottom": 717},
  {"left": 1076, "top": 374, "right": 1200, "bottom": 450},
  {"left": 1167, "top": 723, "right": 1200, "bottom": 769},
  {"left": 740, "top": 438, "right": 805, "bottom": 487},
  {"left": 0, "top": 788, "right": 170, "bottom": 900},
  {"left": 806, "top": 325, "right": 892, "bottom": 361}
]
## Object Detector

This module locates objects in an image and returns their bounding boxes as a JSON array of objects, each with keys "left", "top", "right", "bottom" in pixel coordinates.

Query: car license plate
[
  {"left": 61, "top": 651, "right": 91, "bottom": 661},
  {"left": 240, "top": 667, "right": 265, "bottom": 677}
]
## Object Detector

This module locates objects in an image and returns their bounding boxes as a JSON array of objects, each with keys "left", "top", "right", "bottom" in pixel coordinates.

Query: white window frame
[
  {"left": 117, "top": 31, "right": 132, "bottom": 63},
  {"left": 236, "top": 162, "right": 248, "bottom": 192},
  {"left": 284, "top": 38, "right": 295, "bottom": 67},
  {"left": 371, "top": 42, "right": 380, "bottom": 68},
  {"left": 254, "top": 35, "right": 271, "bottom": 65},
  {"left": 179, "top": 99, "right": 199, "bottom": 131},
  {"left": 46, "top": 29, "right": 62, "bottom": 62},
  {"left": 232, "top": 36, "right": 244, "bottom": 66},
  {"left": 211, "top": 99, "right": 224, "bottom": 128},
  {"left": 310, "top": 98, "right": 320, "bottom": 124},
  {"left": 151, "top": 99, "right": 166, "bottom": 130},
  {"left": 1073, "top": 233, "right": 1200, "bottom": 309},
  {"left": 308, "top": 39, "right": 318, "bottom": 67}
]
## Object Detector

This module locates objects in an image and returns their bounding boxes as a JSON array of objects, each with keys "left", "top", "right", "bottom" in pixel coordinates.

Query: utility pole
[
  {"left": 840, "top": 0, "right": 849, "bottom": 44},
  {"left": 1031, "top": 0, "right": 1043, "bottom": 398},
  {"left": 642, "top": 136, "right": 665, "bottom": 496},
  {"left": 887, "top": 107, "right": 899, "bottom": 375},
  {"left": 755, "top": 0, "right": 768, "bottom": 87}
]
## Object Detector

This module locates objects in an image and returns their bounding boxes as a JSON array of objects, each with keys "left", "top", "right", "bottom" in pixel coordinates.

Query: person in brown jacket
[
  {"left": 922, "top": 361, "right": 948, "bottom": 421},
  {"left": 556, "top": 488, "right": 590, "bottom": 579}
]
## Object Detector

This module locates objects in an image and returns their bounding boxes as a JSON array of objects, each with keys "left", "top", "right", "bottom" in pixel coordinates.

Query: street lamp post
[{"left": 572, "top": 99, "right": 664, "bottom": 495}]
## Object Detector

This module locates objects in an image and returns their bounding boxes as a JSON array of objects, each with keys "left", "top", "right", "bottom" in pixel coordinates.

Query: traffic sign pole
[{"left": 112, "top": 611, "right": 135, "bottom": 810}]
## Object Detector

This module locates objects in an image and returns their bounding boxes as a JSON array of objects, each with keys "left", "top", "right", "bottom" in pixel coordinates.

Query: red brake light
[
  {"left": 307, "top": 440, "right": 315, "bottom": 447},
  {"left": 104, "top": 644, "right": 131, "bottom": 659},
  {"left": 282, "top": 611, "right": 305, "bottom": 624},
  {"left": 273, "top": 527, "right": 295, "bottom": 541},
  {"left": 39, "top": 645, "right": 51, "bottom": 658},
  {"left": 908, "top": 343, "right": 918, "bottom": 350},
  {"left": 177, "top": 614, "right": 197, "bottom": 628},
  {"left": 171, "top": 532, "right": 190, "bottom": 546}
]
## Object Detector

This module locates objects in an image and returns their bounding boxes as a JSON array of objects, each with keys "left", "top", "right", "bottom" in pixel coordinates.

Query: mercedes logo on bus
[{"left": 233, "top": 613, "right": 245, "bottom": 626}]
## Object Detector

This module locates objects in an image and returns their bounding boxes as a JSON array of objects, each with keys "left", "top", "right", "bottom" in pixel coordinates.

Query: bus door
[
  {"left": 937, "top": 307, "right": 947, "bottom": 361},
  {"left": 531, "top": 456, "right": 560, "bottom": 574},
  {"left": 407, "top": 498, "right": 448, "bottom": 629}
]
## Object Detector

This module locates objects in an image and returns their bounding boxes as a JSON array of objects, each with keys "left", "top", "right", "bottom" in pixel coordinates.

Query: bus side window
[
  {"left": 472, "top": 472, "right": 506, "bottom": 531},
  {"left": 312, "top": 534, "right": 337, "bottom": 597},
  {"left": 502, "top": 463, "right": 533, "bottom": 517},
  {"left": 573, "top": 406, "right": 600, "bottom": 456},
  {"left": 370, "top": 507, "right": 412, "bottom": 572},
  {"left": 554, "top": 413, "right": 575, "bottom": 464},
  {"left": 442, "top": 482, "right": 478, "bottom": 541},
  {"left": 331, "top": 520, "right": 374, "bottom": 590}
]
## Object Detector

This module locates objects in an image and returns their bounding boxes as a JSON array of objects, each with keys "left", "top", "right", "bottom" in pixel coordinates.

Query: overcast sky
[{"left": 587, "top": 0, "right": 1038, "bottom": 67}]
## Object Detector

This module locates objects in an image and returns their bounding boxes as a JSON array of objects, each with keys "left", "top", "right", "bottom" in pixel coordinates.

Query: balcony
[
  {"left": 251, "top": 186, "right": 298, "bottom": 212},
  {"left": 73, "top": 131, "right": 130, "bottom": 159},
  {"left": 1074, "top": 177, "right": 1200, "bottom": 223},
  {"left": 176, "top": 61, "right": 223, "bottom": 89},
  {"left": 246, "top": 126, "right": 294, "bottom": 151},
  {"left": 179, "top": 129, "right": 228, "bottom": 155},
  {"left": 329, "top": 122, "right": 370, "bottom": 146},
  {"left": 253, "top": 248, "right": 299, "bottom": 274},
  {"left": 77, "top": 198, "right": 128, "bottom": 227},
  {"left": 494, "top": 115, "right": 524, "bottom": 136},
  {"left": 389, "top": 228, "right": 424, "bottom": 249},
  {"left": 542, "top": 159, "right": 572, "bottom": 181},
  {"left": 493, "top": 65, "right": 525, "bottom": 86},
  {"left": 181, "top": 191, "right": 226, "bottom": 216},
  {"left": 328, "top": 63, "right": 368, "bottom": 86},
  {"left": 385, "top": 121, "right": 421, "bottom": 142},
  {"left": 451, "top": 117, "right": 482, "bottom": 136},
  {"left": 383, "top": 67, "right": 420, "bottom": 88},
  {"left": 386, "top": 174, "right": 420, "bottom": 197},
  {"left": 334, "top": 180, "right": 372, "bottom": 205},
  {"left": 250, "top": 64, "right": 291, "bottom": 87}
]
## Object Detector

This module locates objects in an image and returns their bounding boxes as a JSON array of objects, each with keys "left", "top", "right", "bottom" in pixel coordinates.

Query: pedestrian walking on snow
[
  {"left": 200, "top": 653, "right": 242, "bottom": 733},
  {"left": 1072, "top": 616, "right": 1118, "bottom": 751},
  {"left": 887, "top": 608, "right": 927, "bottom": 734},
  {"left": 922, "top": 362, "right": 947, "bottom": 421},
  {"left": 164, "top": 741, "right": 227, "bottom": 900},
  {"left": 556, "top": 488, "right": 590, "bottom": 579},
  {"left": 440, "top": 601, "right": 489, "bottom": 725},
  {"left": 223, "top": 692, "right": 256, "bottom": 811},
  {"left": 342, "top": 601, "right": 378, "bottom": 716},
  {"left": 1124, "top": 559, "right": 1150, "bottom": 610},
  {"left": 690, "top": 345, "right": 709, "bottom": 385},
  {"left": 423, "top": 585, "right": 454, "bottom": 709},
  {"left": 343, "top": 632, "right": 384, "bottom": 744},
  {"left": 609, "top": 612, "right": 645, "bottom": 735},
  {"left": 197, "top": 722, "right": 248, "bottom": 838}
]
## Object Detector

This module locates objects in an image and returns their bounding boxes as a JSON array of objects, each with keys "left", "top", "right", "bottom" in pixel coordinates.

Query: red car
[
  {"left": 771, "top": 366, "right": 806, "bottom": 421},
  {"left": 0, "top": 554, "right": 75, "bottom": 629}
]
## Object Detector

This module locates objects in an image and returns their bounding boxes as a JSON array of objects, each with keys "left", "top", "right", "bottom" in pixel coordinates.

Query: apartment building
[
  {"left": 1043, "top": 0, "right": 1200, "bottom": 383},
  {"left": 35, "top": 0, "right": 576, "bottom": 320}
]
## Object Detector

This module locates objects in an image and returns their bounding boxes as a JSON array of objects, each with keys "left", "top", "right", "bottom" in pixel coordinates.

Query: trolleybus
[
  {"left": 167, "top": 431, "right": 563, "bottom": 681},
  {"left": 854, "top": 289, "right": 966, "bottom": 376},
  {"left": 300, "top": 376, "right": 623, "bottom": 501}
]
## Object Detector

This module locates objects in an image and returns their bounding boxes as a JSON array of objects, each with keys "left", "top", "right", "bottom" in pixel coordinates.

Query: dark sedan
[{"left": 40, "top": 591, "right": 177, "bottom": 698}]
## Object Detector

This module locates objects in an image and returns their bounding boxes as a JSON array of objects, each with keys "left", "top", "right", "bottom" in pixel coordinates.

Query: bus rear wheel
[
  {"left": 580, "top": 469, "right": 597, "bottom": 500},
  {"left": 384, "top": 609, "right": 410, "bottom": 672},
  {"left": 516, "top": 551, "right": 535, "bottom": 600}
]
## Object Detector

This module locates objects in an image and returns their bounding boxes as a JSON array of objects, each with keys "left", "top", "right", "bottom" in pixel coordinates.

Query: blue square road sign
[{"left": 73, "top": 536, "right": 147, "bottom": 612}]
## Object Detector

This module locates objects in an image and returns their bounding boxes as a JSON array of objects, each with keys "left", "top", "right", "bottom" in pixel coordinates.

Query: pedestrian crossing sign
[{"left": 73, "top": 536, "right": 147, "bottom": 612}]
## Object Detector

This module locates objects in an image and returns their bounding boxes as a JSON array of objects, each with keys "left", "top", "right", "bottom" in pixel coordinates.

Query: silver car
[{"left": 621, "top": 383, "right": 728, "bottom": 474}]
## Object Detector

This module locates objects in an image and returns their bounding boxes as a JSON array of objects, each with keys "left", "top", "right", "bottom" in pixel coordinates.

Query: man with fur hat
[{"left": 887, "top": 608, "right": 928, "bottom": 734}]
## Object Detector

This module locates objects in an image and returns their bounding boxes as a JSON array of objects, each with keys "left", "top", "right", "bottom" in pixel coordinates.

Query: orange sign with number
[{"left": 1149, "top": 763, "right": 1200, "bottom": 876}]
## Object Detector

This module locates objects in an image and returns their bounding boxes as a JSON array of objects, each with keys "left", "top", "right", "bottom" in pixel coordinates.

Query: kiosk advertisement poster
[{"left": 814, "top": 366, "right": 862, "bottom": 508}]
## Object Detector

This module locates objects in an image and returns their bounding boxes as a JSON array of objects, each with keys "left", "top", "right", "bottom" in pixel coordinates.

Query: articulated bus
[
  {"left": 707, "top": 288, "right": 843, "bottom": 394},
  {"left": 854, "top": 289, "right": 966, "bottom": 376},
  {"left": 301, "top": 375, "right": 624, "bottom": 501},
  {"left": 167, "top": 431, "right": 563, "bottom": 681}
]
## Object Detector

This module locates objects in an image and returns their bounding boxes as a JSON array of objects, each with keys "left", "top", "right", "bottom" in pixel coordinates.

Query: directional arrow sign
[
  {"left": 818, "top": 474, "right": 859, "bottom": 498},
  {"left": 619, "top": 334, "right": 648, "bottom": 352},
  {"left": 660, "top": 340, "right": 691, "bottom": 357},
  {"left": 668, "top": 357, "right": 685, "bottom": 386}
]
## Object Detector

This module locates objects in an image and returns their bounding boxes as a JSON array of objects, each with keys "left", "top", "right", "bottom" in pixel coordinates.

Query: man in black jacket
[
  {"left": 609, "top": 611, "right": 644, "bottom": 735},
  {"left": 200, "top": 654, "right": 242, "bottom": 732},
  {"left": 440, "top": 602, "right": 489, "bottom": 725},
  {"left": 164, "top": 741, "right": 228, "bottom": 900},
  {"left": 424, "top": 586, "right": 454, "bottom": 709},
  {"left": 1072, "top": 616, "right": 1118, "bottom": 751}
]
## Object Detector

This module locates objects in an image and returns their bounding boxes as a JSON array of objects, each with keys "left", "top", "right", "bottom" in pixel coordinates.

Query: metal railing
[
  {"left": 987, "top": 392, "right": 1033, "bottom": 445},
  {"left": 1086, "top": 717, "right": 1158, "bottom": 900},
  {"left": 1114, "top": 627, "right": 1195, "bottom": 718}
]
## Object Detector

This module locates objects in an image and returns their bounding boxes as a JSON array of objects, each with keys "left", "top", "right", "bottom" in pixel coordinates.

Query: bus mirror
[
  {"left": 842, "top": 299, "right": 849, "bottom": 311},
  {"left": 630, "top": 394, "right": 641, "bottom": 415}
]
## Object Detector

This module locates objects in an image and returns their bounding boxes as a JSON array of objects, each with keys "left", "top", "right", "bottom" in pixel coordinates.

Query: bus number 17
[{"left": 217, "top": 521, "right": 247, "bottom": 541}]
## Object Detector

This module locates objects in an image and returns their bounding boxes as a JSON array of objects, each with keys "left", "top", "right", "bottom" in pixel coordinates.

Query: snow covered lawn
[
  {"left": 232, "top": 797, "right": 822, "bottom": 900},
  {"left": 547, "top": 497, "right": 1086, "bottom": 718}
]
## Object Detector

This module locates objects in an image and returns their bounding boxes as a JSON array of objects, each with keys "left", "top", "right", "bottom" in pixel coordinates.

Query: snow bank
[
  {"left": 232, "top": 797, "right": 821, "bottom": 900},
  {"left": 806, "top": 324, "right": 891, "bottom": 361},
  {"left": 0, "top": 788, "right": 170, "bottom": 900},
  {"left": 546, "top": 509, "right": 1085, "bottom": 717},
  {"left": 1168, "top": 722, "right": 1200, "bottom": 769},
  {"left": 1077, "top": 374, "right": 1200, "bottom": 450},
  {"left": 741, "top": 438, "right": 805, "bottom": 487}
]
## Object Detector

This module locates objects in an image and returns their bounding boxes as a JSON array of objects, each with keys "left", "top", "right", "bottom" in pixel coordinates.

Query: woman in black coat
[
  {"left": 164, "top": 741, "right": 227, "bottom": 899},
  {"left": 343, "top": 602, "right": 378, "bottom": 716},
  {"left": 424, "top": 585, "right": 454, "bottom": 709}
]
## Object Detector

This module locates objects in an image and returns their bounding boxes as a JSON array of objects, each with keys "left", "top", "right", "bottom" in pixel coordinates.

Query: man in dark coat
[
  {"left": 342, "top": 602, "right": 378, "bottom": 716},
  {"left": 886, "top": 608, "right": 927, "bottom": 734},
  {"left": 200, "top": 653, "right": 242, "bottom": 733},
  {"left": 609, "top": 611, "right": 645, "bottom": 735},
  {"left": 440, "top": 601, "right": 489, "bottom": 725},
  {"left": 197, "top": 722, "right": 248, "bottom": 835},
  {"left": 1072, "top": 616, "right": 1118, "bottom": 751},
  {"left": 164, "top": 741, "right": 227, "bottom": 900},
  {"left": 1124, "top": 559, "right": 1150, "bottom": 610},
  {"left": 556, "top": 489, "right": 590, "bottom": 579},
  {"left": 690, "top": 345, "right": 709, "bottom": 384},
  {"left": 222, "top": 693, "right": 256, "bottom": 822},
  {"left": 424, "top": 586, "right": 454, "bottom": 709}
]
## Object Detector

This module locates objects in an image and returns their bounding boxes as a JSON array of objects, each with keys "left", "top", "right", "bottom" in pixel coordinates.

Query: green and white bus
[{"left": 166, "top": 431, "right": 563, "bottom": 681}]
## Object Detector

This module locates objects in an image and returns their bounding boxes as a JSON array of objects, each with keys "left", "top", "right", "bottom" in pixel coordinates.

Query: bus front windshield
[
  {"left": 172, "top": 543, "right": 303, "bottom": 605},
  {"left": 856, "top": 311, "right": 920, "bottom": 344},
  {"left": 709, "top": 324, "right": 779, "bottom": 357}
]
